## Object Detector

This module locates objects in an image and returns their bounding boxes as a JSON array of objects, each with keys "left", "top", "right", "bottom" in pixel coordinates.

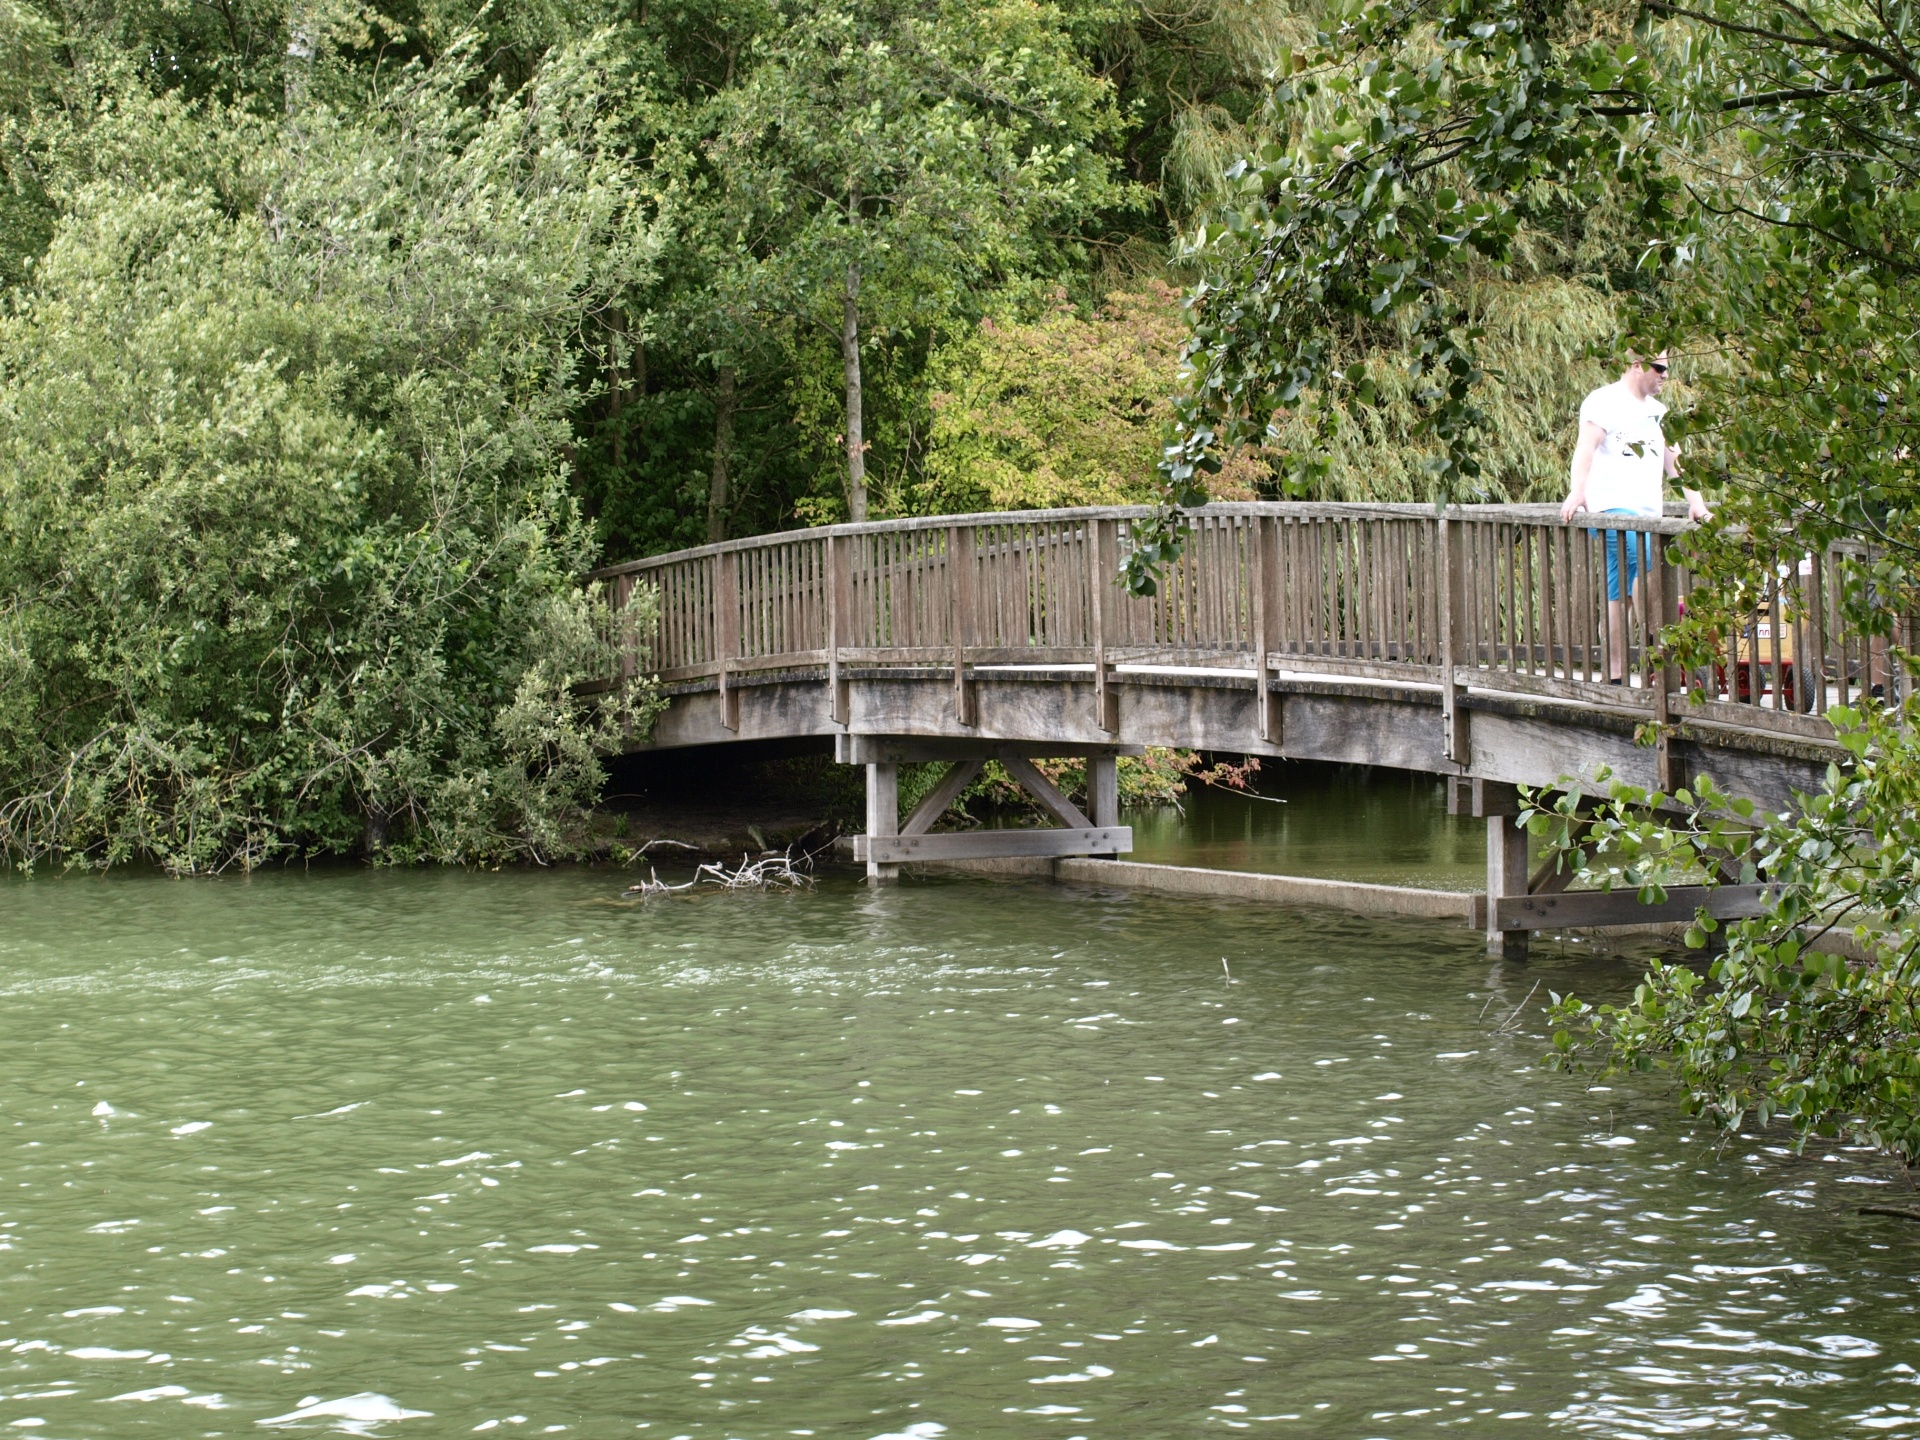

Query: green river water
[{"left": 3, "top": 821, "right": 1919, "bottom": 1437}]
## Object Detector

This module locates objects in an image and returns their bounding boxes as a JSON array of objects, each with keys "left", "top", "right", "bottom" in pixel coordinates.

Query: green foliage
[
  {"left": 1540, "top": 700, "right": 1920, "bottom": 1163},
  {"left": 1260, "top": 276, "right": 1620, "bottom": 502},
  {"left": 0, "top": 35, "right": 661, "bottom": 871},
  {"left": 918, "top": 284, "right": 1262, "bottom": 513},
  {"left": 1136, "top": 0, "right": 1920, "bottom": 1159},
  {"left": 706, "top": 0, "right": 1140, "bottom": 518},
  {"left": 1635, "top": 0, "right": 1920, "bottom": 658},
  {"left": 1172, "top": 0, "right": 1660, "bottom": 474}
]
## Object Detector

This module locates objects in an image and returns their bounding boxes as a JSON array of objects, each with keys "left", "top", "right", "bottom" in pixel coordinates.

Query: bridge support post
[
  {"left": 1453, "top": 778, "right": 1529, "bottom": 958},
  {"left": 865, "top": 762, "right": 899, "bottom": 883},
  {"left": 1485, "top": 812, "right": 1530, "bottom": 959},
  {"left": 1088, "top": 753, "right": 1119, "bottom": 831}
]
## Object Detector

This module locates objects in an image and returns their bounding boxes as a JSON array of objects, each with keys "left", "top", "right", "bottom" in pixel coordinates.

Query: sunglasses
[{"left": 1648, "top": 362, "right": 1669, "bottom": 374}]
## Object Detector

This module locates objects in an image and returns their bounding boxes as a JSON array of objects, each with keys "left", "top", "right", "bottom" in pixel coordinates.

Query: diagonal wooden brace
[
  {"left": 1000, "top": 755, "right": 1092, "bottom": 829},
  {"left": 901, "top": 759, "right": 984, "bottom": 837}
]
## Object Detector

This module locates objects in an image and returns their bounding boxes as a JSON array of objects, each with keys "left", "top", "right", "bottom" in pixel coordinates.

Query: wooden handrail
[
  {"left": 597, "top": 503, "right": 1909, "bottom": 740},
  {"left": 587, "top": 502, "right": 1696, "bottom": 580}
]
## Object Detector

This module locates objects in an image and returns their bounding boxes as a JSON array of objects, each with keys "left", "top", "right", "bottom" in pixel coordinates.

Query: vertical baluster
[
  {"left": 1282, "top": 518, "right": 1299, "bottom": 657},
  {"left": 1374, "top": 519, "right": 1389, "bottom": 662},
  {"left": 1483, "top": 522, "right": 1498, "bottom": 671},
  {"left": 1833, "top": 549, "right": 1852, "bottom": 708},
  {"left": 1337, "top": 519, "right": 1353, "bottom": 659},
  {"left": 827, "top": 532, "right": 850, "bottom": 725},
  {"left": 716, "top": 549, "right": 740, "bottom": 731},
  {"left": 1647, "top": 533, "right": 1673, "bottom": 789},
  {"left": 1253, "top": 515, "right": 1279, "bottom": 743},
  {"left": 1092, "top": 517, "right": 1118, "bottom": 732},
  {"left": 1809, "top": 550, "right": 1828, "bottom": 712},
  {"left": 1536, "top": 526, "right": 1554, "bottom": 679},
  {"left": 1319, "top": 518, "right": 1333, "bottom": 657},
  {"left": 950, "top": 523, "right": 976, "bottom": 725},
  {"left": 1440, "top": 511, "right": 1467, "bottom": 764},
  {"left": 1355, "top": 519, "right": 1371, "bottom": 662},
  {"left": 1550, "top": 527, "right": 1567, "bottom": 681},
  {"left": 1515, "top": 523, "right": 1531, "bottom": 674},
  {"left": 1489, "top": 526, "right": 1505, "bottom": 672},
  {"left": 1767, "top": 570, "right": 1784, "bottom": 710},
  {"left": 1516, "top": 523, "right": 1530, "bottom": 674}
]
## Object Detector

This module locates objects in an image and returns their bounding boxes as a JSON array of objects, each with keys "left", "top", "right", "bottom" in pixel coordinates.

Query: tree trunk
[
  {"left": 707, "top": 364, "right": 736, "bottom": 544},
  {"left": 608, "top": 307, "right": 628, "bottom": 471},
  {"left": 283, "top": 0, "right": 317, "bottom": 114},
  {"left": 841, "top": 261, "right": 867, "bottom": 523}
]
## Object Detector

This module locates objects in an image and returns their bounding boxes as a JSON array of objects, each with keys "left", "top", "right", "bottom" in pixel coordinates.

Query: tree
[
  {"left": 0, "top": 33, "right": 662, "bottom": 870},
  {"left": 708, "top": 0, "right": 1136, "bottom": 520},
  {"left": 1149, "top": 0, "right": 1920, "bottom": 1158},
  {"left": 916, "top": 282, "right": 1266, "bottom": 512}
]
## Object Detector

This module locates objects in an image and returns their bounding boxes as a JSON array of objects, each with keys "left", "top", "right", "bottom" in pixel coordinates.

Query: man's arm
[
  {"left": 1665, "top": 444, "right": 1711, "bottom": 521},
  {"left": 1560, "top": 420, "right": 1605, "bottom": 522}
]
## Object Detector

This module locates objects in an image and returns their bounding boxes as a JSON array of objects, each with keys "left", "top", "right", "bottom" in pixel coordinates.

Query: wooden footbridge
[{"left": 594, "top": 503, "right": 1895, "bottom": 953}]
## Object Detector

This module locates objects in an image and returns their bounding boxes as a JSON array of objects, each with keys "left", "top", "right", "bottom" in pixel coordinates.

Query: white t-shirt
[{"left": 1578, "top": 380, "right": 1668, "bottom": 517}]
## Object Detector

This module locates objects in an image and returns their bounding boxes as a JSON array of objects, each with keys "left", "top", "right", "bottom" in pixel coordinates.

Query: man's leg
[{"left": 1603, "top": 529, "right": 1630, "bottom": 682}]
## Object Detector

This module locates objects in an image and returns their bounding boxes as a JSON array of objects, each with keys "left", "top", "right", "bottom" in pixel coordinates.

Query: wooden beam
[
  {"left": 1495, "top": 884, "right": 1773, "bottom": 931},
  {"left": 1527, "top": 817, "right": 1596, "bottom": 896},
  {"left": 834, "top": 735, "right": 1141, "bottom": 765},
  {"left": 1000, "top": 755, "right": 1092, "bottom": 829},
  {"left": 1053, "top": 858, "right": 1477, "bottom": 922},
  {"left": 1448, "top": 776, "right": 1523, "bottom": 818},
  {"left": 901, "top": 759, "right": 983, "bottom": 837},
  {"left": 854, "top": 826, "right": 1132, "bottom": 863}
]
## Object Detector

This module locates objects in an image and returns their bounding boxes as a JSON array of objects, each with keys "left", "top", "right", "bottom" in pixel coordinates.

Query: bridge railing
[{"left": 592, "top": 503, "right": 1911, "bottom": 745}]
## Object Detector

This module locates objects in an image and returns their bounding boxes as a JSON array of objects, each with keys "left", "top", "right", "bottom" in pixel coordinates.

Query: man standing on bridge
[{"left": 1559, "top": 351, "right": 1711, "bottom": 682}]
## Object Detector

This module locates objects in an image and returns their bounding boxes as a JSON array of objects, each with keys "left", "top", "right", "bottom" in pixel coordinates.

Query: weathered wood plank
[
  {"left": 836, "top": 734, "right": 1143, "bottom": 764},
  {"left": 1495, "top": 884, "right": 1772, "bottom": 930},
  {"left": 1057, "top": 859, "right": 1477, "bottom": 921},
  {"left": 901, "top": 759, "right": 984, "bottom": 837},
  {"left": 854, "top": 827, "right": 1132, "bottom": 862},
  {"left": 1000, "top": 755, "right": 1093, "bottom": 829}
]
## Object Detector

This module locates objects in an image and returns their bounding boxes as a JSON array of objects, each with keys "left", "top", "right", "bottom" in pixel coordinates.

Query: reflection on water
[
  {"left": 1129, "top": 762, "right": 1490, "bottom": 890},
  {"left": 1, "top": 866, "right": 1915, "bottom": 1438}
]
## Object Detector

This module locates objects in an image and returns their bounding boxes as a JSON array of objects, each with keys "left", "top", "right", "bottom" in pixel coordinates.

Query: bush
[{"left": 0, "top": 36, "right": 660, "bottom": 871}]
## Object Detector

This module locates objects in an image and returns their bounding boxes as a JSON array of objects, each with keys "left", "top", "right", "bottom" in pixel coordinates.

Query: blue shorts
[{"left": 1590, "top": 512, "right": 1648, "bottom": 602}]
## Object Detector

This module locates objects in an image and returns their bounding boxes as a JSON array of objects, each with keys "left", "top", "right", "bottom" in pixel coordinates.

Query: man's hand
[
  {"left": 1560, "top": 492, "right": 1586, "bottom": 523},
  {"left": 1686, "top": 491, "right": 1712, "bottom": 522}
]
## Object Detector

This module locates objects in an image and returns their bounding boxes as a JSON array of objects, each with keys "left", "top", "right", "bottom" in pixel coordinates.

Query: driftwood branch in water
[{"left": 1858, "top": 1205, "right": 1920, "bottom": 1222}]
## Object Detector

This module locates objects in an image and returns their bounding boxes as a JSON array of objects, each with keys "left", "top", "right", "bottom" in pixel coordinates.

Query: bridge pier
[
  {"left": 841, "top": 737, "right": 1134, "bottom": 881},
  {"left": 1485, "top": 813, "right": 1530, "bottom": 960},
  {"left": 1450, "top": 777, "right": 1530, "bottom": 958},
  {"left": 865, "top": 762, "right": 900, "bottom": 884}
]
